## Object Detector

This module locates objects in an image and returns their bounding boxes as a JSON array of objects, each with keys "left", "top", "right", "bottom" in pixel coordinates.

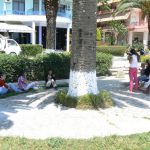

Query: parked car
[{"left": 0, "top": 35, "right": 21, "bottom": 55}]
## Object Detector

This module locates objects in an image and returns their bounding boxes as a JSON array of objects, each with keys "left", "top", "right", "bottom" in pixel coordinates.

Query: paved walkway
[
  {"left": 112, "top": 56, "right": 129, "bottom": 68},
  {"left": 0, "top": 76, "right": 149, "bottom": 139}
]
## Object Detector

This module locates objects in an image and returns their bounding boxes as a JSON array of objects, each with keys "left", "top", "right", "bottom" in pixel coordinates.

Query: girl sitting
[
  {"left": 0, "top": 72, "right": 22, "bottom": 95},
  {"left": 18, "top": 71, "right": 38, "bottom": 91},
  {"left": 46, "top": 70, "right": 57, "bottom": 88},
  {"left": 138, "top": 59, "right": 150, "bottom": 82}
]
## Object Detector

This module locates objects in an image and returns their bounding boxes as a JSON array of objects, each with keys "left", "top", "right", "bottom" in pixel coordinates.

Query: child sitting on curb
[
  {"left": 46, "top": 70, "right": 57, "bottom": 88},
  {"left": 18, "top": 71, "right": 39, "bottom": 91}
]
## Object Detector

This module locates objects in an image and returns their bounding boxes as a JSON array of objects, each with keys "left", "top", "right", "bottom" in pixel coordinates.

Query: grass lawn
[{"left": 0, "top": 132, "right": 150, "bottom": 150}]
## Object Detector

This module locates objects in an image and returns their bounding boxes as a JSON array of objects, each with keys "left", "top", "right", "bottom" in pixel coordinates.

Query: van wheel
[{"left": 10, "top": 52, "right": 17, "bottom": 56}]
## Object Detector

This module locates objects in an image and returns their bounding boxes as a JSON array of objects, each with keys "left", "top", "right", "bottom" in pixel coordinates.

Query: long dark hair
[
  {"left": 18, "top": 70, "right": 25, "bottom": 77},
  {"left": 146, "top": 59, "right": 150, "bottom": 67},
  {"left": 130, "top": 49, "right": 140, "bottom": 62},
  {"left": 0, "top": 71, "right": 4, "bottom": 78}
]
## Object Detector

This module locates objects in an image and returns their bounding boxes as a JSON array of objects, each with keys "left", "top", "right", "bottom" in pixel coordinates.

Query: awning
[
  {"left": 0, "top": 22, "right": 33, "bottom": 33},
  {"left": 56, "top": 16, "right": 72, "bottom": 24},
  {"left": 56, "top": 16, "right": 72, "bottom": 28},
  {"left": 97, "top": 12, "right": 130, "bottom": 22}
]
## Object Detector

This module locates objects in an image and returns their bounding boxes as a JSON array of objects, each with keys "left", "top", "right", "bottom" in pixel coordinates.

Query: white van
[{"left": 0, "top": 35, "right": 21, "bottom": 55}]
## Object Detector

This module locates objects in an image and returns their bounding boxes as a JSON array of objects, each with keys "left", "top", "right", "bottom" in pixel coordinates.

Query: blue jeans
[
  {"left": 8, "top": 83, "right": 22, "bottom": 92},
  {"left": 0, "top": 86, "right": 8, "bottom": 95},
  {"left": 138, "top": 75, "right": 149, "bottom": 82},
  {"left": 0, "top": 83, "right": 22, "bottom": 95}
]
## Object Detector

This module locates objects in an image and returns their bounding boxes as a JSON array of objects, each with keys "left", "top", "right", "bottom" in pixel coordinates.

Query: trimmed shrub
[
  {"left": 55, "top": 90, "right": 114, "bottom": 109},
  {"left": 20, "top": 44, "right": 43, "bottom": 56},
  {"left": 77, "top": 94, "right": 101, "bottom": 109},
  {"left": 141, "top": 55, "right": 150, "bottom": 62},
  {"left": 0, "top": 51, "right": 113, "bottom": 82},
  {"left": 0, "top": 54, "right": 32, "bottom": 82},
  {"left": 98, "top": 90, "right": 114, "bottom": 108},
  {"left": 35, "top": 52, "right": 70, "bottom": 80},
  {"left": 0, "top": 53, "right": 70, "bottom": 82},
  {"left": 97, "top": 46, "right": 127, "bottom": 56},
  {"left": 96, "top": 52, "right": 112, "bottom": 76},
  {"left": 55, "top": 90, "right": 77, "bottom": 108}
]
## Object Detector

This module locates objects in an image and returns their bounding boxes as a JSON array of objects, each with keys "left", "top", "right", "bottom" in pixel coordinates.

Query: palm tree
[
  {"left": 109, "top": 20, "right": 127, "bottom": 45},
  {"left": 68, "top": 0, "right": 98, "bottom": 97},
  {"left": 44, "top": 0, "right": 59, "bottom": 49},
  {"left": 116, "top": 0, "right": 150, "bottom": 43}
]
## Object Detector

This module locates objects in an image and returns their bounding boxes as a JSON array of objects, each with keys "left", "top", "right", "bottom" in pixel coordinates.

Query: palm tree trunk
[
  {"left": 68, "top": 0, "right": 98, "bottom": 97},
  {"left": 44, "top": 0, "right": 58, "bottom": 49},
  {"left": 46, "top": 16, "right": 56, "bottom": 49}
]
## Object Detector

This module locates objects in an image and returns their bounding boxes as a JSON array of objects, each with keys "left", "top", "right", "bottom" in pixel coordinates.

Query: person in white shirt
[{"left": 128, "top": 49, "right": 139, "bottom": 92}]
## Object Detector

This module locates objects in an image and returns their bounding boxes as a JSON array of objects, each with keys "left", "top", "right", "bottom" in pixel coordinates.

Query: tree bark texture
[
  {"left": 71, "top": 0, "right": 97, "bottom": 72},
  {"left": 44, "top": 0, "right": 59, "bottom": 49}
]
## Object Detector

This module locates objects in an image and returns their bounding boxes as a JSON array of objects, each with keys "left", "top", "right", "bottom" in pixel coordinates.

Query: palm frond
[
  {"left": 115, "top": 0, "right": 150, "bottom": 17},
  {"left": 116, "top": 1, "right": 141, "bottom": 14}
]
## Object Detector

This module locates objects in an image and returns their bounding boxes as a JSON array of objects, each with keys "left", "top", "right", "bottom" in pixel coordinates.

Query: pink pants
[{"left": 129, "top": 68, "right": 138, "bottom": 92}]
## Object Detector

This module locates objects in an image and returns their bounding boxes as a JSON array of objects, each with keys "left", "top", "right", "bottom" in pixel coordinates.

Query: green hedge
[
  {"left": 97, "top": 46, "right": 127, "bottom": 56},
  {"left": 0, "top": 52, "right": 112, "bottom": 82},
  {"left": 0, "top": 54, "right": 32, "bottom": 82},
  {"left": 20, "top": 44, "right": 43, "bottom": 56},
  {"left": 141, "top": 55, "right": 150, "bottom": 62},
  {"left": 0, "top": 53, "right": 70, "bottom": 82},
  {"left": 96, "top": 52, "right": 112, "bottom": 76},
  {"left": 35, "top": 52, "right": 70, "bottom": 80}
]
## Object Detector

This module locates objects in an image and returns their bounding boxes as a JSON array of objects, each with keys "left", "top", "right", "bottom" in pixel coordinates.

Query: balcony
[{"left": 0, "top": 10, "right": 72, "bottom": 19}]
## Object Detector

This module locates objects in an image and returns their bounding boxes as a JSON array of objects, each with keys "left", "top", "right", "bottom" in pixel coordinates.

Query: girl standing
[{"left": 128, "top": 49, "right": 139, "bottom": 92}]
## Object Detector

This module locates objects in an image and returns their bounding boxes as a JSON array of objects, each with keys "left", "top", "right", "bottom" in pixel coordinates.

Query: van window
[{"left": 7, "top": 40, "right": 17, "bottom": 46}]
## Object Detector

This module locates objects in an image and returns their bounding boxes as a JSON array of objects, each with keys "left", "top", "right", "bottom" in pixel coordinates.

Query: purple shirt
[{"left": 18, "top": 76, "right": 27, "bottom": 90}]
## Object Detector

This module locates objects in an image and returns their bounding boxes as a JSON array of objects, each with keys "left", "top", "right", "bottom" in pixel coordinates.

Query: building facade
[
  {"left": 97, "top": 0, "right": 149, "bottom": 49},
  {"left": 0, "top": 0, "right": 72, "bottom": 51}
]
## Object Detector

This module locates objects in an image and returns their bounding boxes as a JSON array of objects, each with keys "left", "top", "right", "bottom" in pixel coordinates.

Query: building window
[
  {"left": 33, "top": 0, "right": 39, "bottom": 12},
  {"left": 66, "top": 5, "right": 71, "bottom": 11},
  {"left": 33, "top": 0, "right": 45, "bottom": 14},
  {"left": 59, "top": 4, "right": 66, "bottom": 13},
  {"left": 13, "top": 0, "right": 25, "bottom": 14},
  {"left": 42, "top": 0, "right": 45, "bottom": 12}
]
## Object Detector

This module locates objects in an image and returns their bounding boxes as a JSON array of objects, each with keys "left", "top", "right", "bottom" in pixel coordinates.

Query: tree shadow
[
  {"left": 0, "top": 112, "right": 13, "bottom": 129},
  {"left": 111, "top": 91, "right": 150, "bottom": 109},
  {"left": 0, "top": 77, "right": 149, "bottom": 131},
  {"left": 0, "top": 89, "right": 57, "bottom": 130},
  {"left": 97, "top": 78, "right": 150, "bottom": 109},
  {"left": 37, "top": 94, "right": 56, "bottom": 109}
]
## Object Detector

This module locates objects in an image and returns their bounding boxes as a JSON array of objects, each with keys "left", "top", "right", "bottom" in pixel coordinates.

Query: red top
[{"left": 0, "top": 79, "right": 8, "bottom": 88}]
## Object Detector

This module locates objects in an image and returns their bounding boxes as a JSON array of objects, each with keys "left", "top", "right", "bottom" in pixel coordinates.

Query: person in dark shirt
[
  {"left": 45, "top": 70, "right": 56, "bottom": 88},
  {"left": 138, "top": 59, "right": 150, "bottom": 82},
  {"left": 0, "top": 72, "right": 22, "bottom": 95},
  {"left": 144, "top": 60, "right": 150, "bottom": 77}
]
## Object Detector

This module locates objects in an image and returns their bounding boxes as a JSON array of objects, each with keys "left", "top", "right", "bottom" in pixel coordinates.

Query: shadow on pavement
[{"left": 97, "top": 78, "right": 150, "bottom": 109}]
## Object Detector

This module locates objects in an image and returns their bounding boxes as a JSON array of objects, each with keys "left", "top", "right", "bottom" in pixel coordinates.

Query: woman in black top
[
  {"left": 138, "top": 59, "right": 150, "bottom": 82},
  {"left": 45, "top": 70, "right": 56, "bottom": 88}
]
